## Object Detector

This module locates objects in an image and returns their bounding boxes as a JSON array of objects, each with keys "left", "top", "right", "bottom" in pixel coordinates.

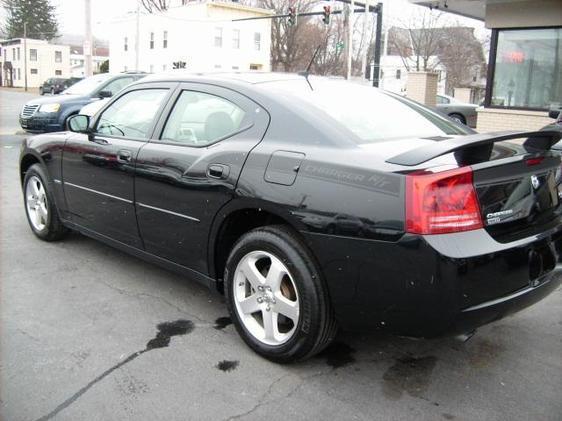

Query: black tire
[
  {"left": 449, "top": 113, "right": 466, "bottom": 125},
  {"left": 23, "top": 164, "right": 68, "bottom": 241},
  {"left": 224, "top": 225, "right": 338, "bottom": 363}
]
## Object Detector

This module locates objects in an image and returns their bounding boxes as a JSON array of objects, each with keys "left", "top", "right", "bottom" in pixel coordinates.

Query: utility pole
[
  {"left": 372, "top": 2, "right": 383, "bottom": 87},
  {"left": 346, "top": 0, "right": 354, "bottom": 80},
  {"left": 84, "top": 0, "right": 93, "bottom": 77},
  {"left": 135, "top": 2, "right": 140, "bottom": 71},
  {"left": 361, "top": 0, "right": 370, "bottom": 78},
  {"left": 23, "top": 21, "right": 28, "bottom": 92}
]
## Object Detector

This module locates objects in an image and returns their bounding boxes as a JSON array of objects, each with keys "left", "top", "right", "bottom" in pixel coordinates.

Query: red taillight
[{"left": 406, "top": 166, "right": 483, "bottom": 235}]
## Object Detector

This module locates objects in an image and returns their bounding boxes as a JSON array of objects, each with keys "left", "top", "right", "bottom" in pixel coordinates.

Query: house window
[
  {"left": 124, "top": 37, "right": 128, "bottom": 51},
  {"left": 55, "top": 51, "right": 62, "bottom": 63},
  {"left": 150, "top": 32, "right": 154, "bottom": 49},
  {"left": 214, "top": 27, "right": 223, "bottom": 47},
  {"left": 30, "top": 49, "right": 37, "bottom": 61},
  {"left": 17, "top": 68, "right": 21, "bottom": 79},
  {"left": 395, "top": 69, "right": 401, "bottom": 79},
  {"left": 487, "top": 27, "right": 562, "bottom": 110},
  {"left": 55, "top": 70, "right": 62, "bottom": 75},
  {"left": 30, "top": 68, "right": 38, "bottom": 74},
  {"left": 232, "top": 29, "right": 240, "bottom": 49},
  {"left": 249, "top": 64, "right": 261, "bottom": 71},
  {"left": 163, "top": 31, "right": 168, "bottom": 48},
  {"left": 17, "top": 47, "right": 20, "bottom": 60},
  {"left": 12, "top": 48, "right": 15, "bottom": 60},
  {"left": 254, "top": 32, "right": 261, "bottom": 51}
]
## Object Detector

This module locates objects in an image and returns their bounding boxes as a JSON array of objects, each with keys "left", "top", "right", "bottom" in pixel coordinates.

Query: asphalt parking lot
[{"left": 1, "top": 90, "right": 561, "bottom": 421}]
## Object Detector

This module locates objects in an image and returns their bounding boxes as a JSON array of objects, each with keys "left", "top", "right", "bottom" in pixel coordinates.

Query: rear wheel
[
  {"left": 225, "top": 225, "right": 337, "bottom": 363},
  {"left": 23, "top": 164, "right": 68, "bottom": 241},
  {"left": 449, "top": 113, "right": 466, "bottom": 125}
]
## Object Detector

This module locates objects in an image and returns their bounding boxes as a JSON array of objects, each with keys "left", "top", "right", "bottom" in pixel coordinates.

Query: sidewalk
[{"left": 0, "top": 86, "right": 40, "bottom": 95}]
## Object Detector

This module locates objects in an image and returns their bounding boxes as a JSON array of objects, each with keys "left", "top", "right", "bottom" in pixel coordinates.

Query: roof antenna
[{"left": 298, "top": 44, "right": 322, "bottom": 91}]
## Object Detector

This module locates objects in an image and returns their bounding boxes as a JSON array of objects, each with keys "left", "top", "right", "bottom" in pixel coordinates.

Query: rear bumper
[
  {"left": 302, "top": 223, "right": 562, "bottom": 336},
  {"left": 453, "top": 266, "right": 561, "bottom": 335}
]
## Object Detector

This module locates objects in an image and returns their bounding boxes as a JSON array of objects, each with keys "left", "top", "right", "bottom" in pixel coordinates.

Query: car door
[
  {"left": 62, "top": 83, "right": 175, "bottom": 248},
  {"left": 134, "top": 83, "right": 270, "bottom": 273}
]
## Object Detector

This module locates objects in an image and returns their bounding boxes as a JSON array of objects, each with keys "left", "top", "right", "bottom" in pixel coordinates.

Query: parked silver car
[{"left": 436, "top": 94, "right": 478, "bottom": 128}]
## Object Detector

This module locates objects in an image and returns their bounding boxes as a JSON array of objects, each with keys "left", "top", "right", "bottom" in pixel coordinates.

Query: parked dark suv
[{"left": 20, "top": 72, "right": 146, "bottom": 133}]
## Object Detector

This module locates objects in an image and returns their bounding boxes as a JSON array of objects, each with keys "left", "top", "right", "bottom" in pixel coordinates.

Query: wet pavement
[{"left": 1, "top": 127, "right": 561, "bottom": 420}]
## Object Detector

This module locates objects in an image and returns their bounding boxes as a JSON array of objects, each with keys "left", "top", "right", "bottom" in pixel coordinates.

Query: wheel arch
[
  {"left": 208, "top": 200, "right": 306, "bottom": 292},
  {"left": 19, "top": 152, "right": 43, "bottom": 185}
]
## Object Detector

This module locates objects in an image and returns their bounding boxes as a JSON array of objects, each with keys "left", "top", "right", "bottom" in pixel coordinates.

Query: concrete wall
[
  {"left": 453, "top": 87, "right": 472, "bottom": 104},
  {"left": 476, "top": 108, "right": 555, "bottom": 132},
  {"left": 406, "top": 71, "right": 438, "bottom": 107},
  {"left": 486, "top": 0, "right": 562, "bottom": 29}
]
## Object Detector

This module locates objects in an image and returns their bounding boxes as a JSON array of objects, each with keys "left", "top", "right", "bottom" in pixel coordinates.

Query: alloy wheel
[
  {"left": 26, "top": 175, "right": 49, "bottom": 231},
  {"left": 233, "top": 250, "right": 300, "bottom": 346}
]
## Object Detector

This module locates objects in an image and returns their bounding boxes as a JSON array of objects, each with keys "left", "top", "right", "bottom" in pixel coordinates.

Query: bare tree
[
  {"left": 140, "top": 0, "right": 171, "bottom": 13},
  {"left": 388, "top": 10, "right": 444, "bottom": 71}
]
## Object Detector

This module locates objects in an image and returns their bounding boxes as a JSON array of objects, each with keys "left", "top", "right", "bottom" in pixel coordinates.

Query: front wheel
[
  {"left": 449, "top": 113, "right": 466, "bottom": 125},
  {"left": 23, "top": 164, "right": 68, "bottom": 241},
  {"left": 225, "top": 225, "right": 337, "bottom": 363}
]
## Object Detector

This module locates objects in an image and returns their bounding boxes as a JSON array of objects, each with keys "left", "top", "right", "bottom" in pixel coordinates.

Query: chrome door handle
[{"left": 117, "top": 149, "right": 132, "bottom": 163}]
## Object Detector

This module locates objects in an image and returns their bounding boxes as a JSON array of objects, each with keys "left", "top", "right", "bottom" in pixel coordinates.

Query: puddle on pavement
[
  {"left": 382, "top": 355, "right": 437, "bottom": 401},
  {"left": 146, "top": 319, "right": 194, "bottom": 350},
  {"left": 216, "top": 360, "right": 239, "bottom": 372},
  {"left": 214, "top": 316, "right": 232, "bottom": 330},
  {"left": 316, "top": 341, "right": 357, "bottom": 368}
]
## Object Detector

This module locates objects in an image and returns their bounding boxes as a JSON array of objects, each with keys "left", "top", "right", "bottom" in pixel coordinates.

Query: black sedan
[
  {"left": 20, "top": 72, "right": 146, "bottom": 133},
  {"left": 39, "top": 77, "right": 77, "bottom": 95},
  {"left": 19, "top": 73, "right": 562, "bottom": 362}
]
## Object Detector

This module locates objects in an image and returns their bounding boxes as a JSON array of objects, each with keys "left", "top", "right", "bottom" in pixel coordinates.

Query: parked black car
[
  {"left": 39, "top": 77, "right": 83, "bottom": 95},
  {"left": 20, "top": 72, "right": 146, "bottom": 133},
  {"left": 19, "top": 73, "right": 562, "bottom": 362}
]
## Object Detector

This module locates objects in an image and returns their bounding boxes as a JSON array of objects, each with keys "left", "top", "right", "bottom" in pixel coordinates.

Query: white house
[
  {"left": 0, "top": 38, "right": 70, "bottom": 87},
  {"left": 70, "top": 46, "right": 109, "bottom": 77},
  {"left": 108, "top": 0, "right": 272, "bottom": 74},
  {"left": 378, "top": 55, "right": 447, "bottom": 96}
]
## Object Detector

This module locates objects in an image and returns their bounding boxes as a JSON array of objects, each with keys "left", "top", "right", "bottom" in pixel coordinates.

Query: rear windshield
[
  {"left": 63, "top": 73, "right": 112, "bottom": 95},
  {"left": 263, "top": 78, "right": 470, "bottom": 144}
]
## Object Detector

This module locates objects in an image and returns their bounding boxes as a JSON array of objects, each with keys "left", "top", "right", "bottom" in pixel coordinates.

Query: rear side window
[
  {"left": 96, "top": 89, "right": 168, "bottom": 139},
  {"left": 161, "top": 90, "right": 247, "bottom": 146},
  {"left": 265, "top": 79, "right": 470, "bottom": 144}
]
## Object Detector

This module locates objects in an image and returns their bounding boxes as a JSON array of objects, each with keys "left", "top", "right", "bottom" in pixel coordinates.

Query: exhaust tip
[{"left": 454, "top": 330, "right": 476, "bottom": 343}]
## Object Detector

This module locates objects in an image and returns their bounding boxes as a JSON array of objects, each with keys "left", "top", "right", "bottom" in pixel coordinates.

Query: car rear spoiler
[{"left": 386, "top": 130, "right": 562, "bottom": 167}]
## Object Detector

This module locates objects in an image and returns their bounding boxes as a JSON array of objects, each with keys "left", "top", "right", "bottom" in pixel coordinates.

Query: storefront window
[{"left": 491, "top": 28, "right": 562, "bottom": 110}]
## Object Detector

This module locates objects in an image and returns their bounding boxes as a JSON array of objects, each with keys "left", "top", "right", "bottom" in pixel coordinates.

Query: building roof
[{"left": 408, "top": 0, "right": 486, "bottom": 20}]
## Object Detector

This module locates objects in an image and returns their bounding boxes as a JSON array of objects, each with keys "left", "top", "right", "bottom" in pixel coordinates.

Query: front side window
[
  {"left": 101, "top": 76, "right": 135, "bottom": 97},
  {"left": 55, "top": 51, "right": 62, "bottom": 63},
  {"left": 96, "top": 89, "right": 168, "bottom": 139},
  {"left": 491, "top": 27, "right": 562, "bottom": 110},
  {"left": 214, "top": 27, "right": 223, "bottom": 47},
  {"left": 161, "top": 90, "right": 247, "bottom": 146},
  {"left": 30, "top": 49, "right": 37, "bottom": 61},
  {"left": 436, "top": 95, "right": 450, "bottom": 104}
]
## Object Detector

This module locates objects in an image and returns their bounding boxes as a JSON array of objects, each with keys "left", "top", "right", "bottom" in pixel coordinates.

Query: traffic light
[
  {"left": 288, "top": 7, "right": 297, "bottom": 26},
  {"left": 322, "top": 5, "right": 331, "bottom": 25}
]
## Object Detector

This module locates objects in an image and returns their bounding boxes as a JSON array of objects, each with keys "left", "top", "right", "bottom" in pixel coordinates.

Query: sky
[{"left": 4, "top": 0, "right": 488, "bottom": 41}]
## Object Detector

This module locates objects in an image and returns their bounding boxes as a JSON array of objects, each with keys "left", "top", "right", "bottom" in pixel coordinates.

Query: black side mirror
[
  {"left": 67, "top": 114, "right": 90, "bottom": 133},
  {"left": 548, "top": 109, "right": 561, "bottom": 120},
  {"left": 98, "top": 90, "right": 112, "bottom": 98}
]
